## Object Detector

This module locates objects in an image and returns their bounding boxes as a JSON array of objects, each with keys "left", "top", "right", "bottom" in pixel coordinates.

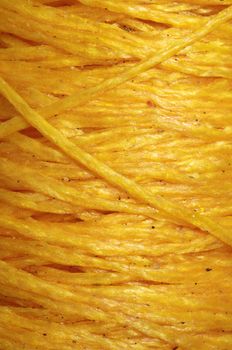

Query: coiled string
[{"left": 0, "top": 1, "right": 232, "bottom": 349}]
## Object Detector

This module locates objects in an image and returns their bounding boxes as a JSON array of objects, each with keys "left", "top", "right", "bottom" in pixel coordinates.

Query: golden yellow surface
[{"left": 0, "top": 1, "right": 232, "bottom": 349}]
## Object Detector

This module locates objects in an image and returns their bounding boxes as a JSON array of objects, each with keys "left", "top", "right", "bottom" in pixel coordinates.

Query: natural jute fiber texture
[{"left": 0, "top": 1, "right": 232, "bottom": 349}]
